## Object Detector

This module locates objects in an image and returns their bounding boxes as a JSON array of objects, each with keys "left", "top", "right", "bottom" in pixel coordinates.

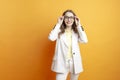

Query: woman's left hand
[{"left": 75, "top": 16, "right": 82, "bottom": 26}]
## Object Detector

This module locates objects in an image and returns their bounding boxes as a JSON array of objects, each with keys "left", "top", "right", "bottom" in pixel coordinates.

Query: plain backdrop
[{"left": 0, "top": 0, "right": 120, "bottom": 80}]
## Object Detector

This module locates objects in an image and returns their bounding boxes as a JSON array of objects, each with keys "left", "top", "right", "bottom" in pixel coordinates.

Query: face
[{"left": 64, "top": 12, "right": 75, "bottom": 27}]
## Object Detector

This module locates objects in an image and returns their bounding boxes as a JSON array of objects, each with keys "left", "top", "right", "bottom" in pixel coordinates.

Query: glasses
[{"left": 64, "top": 16, "right": 75, "bottom": 20}]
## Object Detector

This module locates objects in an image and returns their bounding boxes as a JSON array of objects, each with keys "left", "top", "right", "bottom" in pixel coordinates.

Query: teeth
[{"left": 67, "top": 22, "right": 71, "bottom": 24}]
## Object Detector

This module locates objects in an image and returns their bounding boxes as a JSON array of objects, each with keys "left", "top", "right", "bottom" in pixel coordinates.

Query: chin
[{"left": 66, "top": 23, "right": 73, "bottom": 27}]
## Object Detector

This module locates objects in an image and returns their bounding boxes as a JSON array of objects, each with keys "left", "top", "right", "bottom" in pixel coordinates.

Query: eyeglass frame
[{"left": 64, "top": 16, "right": 75, "bottom": 20}]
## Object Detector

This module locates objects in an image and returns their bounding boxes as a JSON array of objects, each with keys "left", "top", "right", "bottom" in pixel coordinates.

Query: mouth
[{"left": 66, "top": 22, "right": 72, "bottom": 24}]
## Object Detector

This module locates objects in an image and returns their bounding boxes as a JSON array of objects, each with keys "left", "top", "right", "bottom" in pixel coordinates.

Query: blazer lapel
[{"left": 62, "top": 33, "right": 68, "bottom": 48}]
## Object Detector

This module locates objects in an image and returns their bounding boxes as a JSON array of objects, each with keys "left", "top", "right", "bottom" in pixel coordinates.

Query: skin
[
  {"left": 57, "top": 12, "right": 82, "bottom": 30},
  {"left": 64, "top": 12, "right": 75, "bottom": 29}
]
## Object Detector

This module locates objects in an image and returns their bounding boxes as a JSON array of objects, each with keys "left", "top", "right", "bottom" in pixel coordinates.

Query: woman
[{"left": 48, "top": 10, "right": 88, "bottom": 80}]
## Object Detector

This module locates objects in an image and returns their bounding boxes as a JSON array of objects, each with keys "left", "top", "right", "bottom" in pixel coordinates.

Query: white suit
[{"left": 48, "top": 23, "right": 88, "bottom": 74}]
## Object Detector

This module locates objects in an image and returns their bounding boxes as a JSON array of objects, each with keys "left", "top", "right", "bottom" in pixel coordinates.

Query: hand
[
  {"left": 75, "top": 16, "right": 82, "bottom": 26},
  {"left": 57, "top": 16, "right": 64, "bottom": 25}
]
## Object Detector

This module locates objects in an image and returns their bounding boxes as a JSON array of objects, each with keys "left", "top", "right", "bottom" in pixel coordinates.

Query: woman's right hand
[{"left": 57, "top": 16, "right": 64, "bottom": 25}]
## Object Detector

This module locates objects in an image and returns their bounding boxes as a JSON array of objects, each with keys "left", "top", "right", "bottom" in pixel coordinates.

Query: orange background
[{"left": 0, "top": 0, "right": 120, "bottom": 80}]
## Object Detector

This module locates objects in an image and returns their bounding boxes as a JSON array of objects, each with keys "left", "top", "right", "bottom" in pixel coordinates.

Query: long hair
[{"left": 58, "top": 10, "right": 80, "bottom": 38}]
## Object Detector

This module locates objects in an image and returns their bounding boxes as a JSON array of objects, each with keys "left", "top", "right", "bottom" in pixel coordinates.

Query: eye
[
  {"left": 64, "top": 16, "right": 69, "bottom": 19},
  {"left": 69, "top": 16, "right": 74, "bottom": 19},
  {"left": 64, "top": 16, "right": 74, "bottom": 19}
]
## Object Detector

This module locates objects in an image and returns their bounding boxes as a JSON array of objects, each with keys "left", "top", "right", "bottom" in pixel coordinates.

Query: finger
[
  {"left": 59, "top": 16, "right": 62, "bottom": 20},
  {"left": 61, "top": 16, "right": 64, "bottom": 20},
  {"left": 61, "top": 16, "right": 64, "bottom": 18},
  {"left": 75, "top": 17, "right": 79, "bottom": 21}
]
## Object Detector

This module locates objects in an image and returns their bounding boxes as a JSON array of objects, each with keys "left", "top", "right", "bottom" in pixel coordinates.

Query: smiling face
[{"left": 64, "top": 12, "right": 75, "bottom": 27}]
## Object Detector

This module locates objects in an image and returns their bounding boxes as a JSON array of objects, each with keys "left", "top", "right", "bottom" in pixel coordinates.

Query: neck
[{"left": 66, "top": 26, "right": 72, "bottom": 30}]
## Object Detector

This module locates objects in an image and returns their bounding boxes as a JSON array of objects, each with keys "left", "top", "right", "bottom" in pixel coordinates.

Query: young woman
[{"left": 48, "top": 10, "right": 88, "bottom": 80}]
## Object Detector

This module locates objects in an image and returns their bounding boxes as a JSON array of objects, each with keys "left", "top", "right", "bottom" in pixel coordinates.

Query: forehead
[{"left": 64, "top": 12, "right": 74, "bottom": 17}]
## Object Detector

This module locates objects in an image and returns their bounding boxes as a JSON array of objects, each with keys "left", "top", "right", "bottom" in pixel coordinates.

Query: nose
[{"left": 68, "top": 18, "right": 71, "bottom": 21}]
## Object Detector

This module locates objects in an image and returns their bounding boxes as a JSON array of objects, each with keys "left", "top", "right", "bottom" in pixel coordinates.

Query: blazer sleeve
[
  {"left": 77, "top": 25, "right": 88, "bottom": 43},
  {"left": 48, "top": 23, "right": 61, "bottom": 41}
]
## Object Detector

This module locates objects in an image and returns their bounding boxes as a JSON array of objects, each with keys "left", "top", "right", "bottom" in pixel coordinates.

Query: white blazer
[{"left": 48, "top": 23, "right": 88, "bottom": 74}]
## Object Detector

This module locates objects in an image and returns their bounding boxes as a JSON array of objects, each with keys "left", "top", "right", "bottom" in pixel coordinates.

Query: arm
[
  {"left": 48, "top": 16, "right": 64, "bottom": 41},
  {"left": 77, "top": 25, "right": 88, "bottom": 43},
  {"left": 48, "top": 23, "right": 61, "bottom": 41},
  {"left": 75, "top": 16, "right": 88, "bottom": 43}
]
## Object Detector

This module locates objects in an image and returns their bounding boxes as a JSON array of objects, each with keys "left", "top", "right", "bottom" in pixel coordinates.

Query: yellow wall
[{"left": 0, "top": 0, "right": 120, "bottom": 80}]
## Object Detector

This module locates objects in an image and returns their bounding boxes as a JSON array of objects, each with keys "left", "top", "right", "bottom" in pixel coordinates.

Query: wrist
[
  {"left": 76, "top": 23, "right": 82, "bottom": 27},
  {"left": 57, "top": 22, "right": 62, "bottom": 26},
  {"left": 77, "top": 25, "right": 84, "bottom": 31}
]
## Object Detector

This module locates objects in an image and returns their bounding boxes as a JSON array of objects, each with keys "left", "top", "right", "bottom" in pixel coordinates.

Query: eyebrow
[{"left": 64, "top": 16, "right": 74, "bottom": 17}]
